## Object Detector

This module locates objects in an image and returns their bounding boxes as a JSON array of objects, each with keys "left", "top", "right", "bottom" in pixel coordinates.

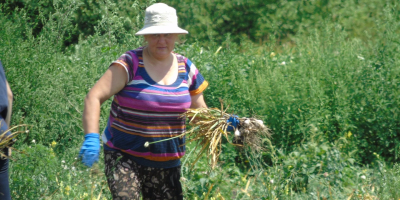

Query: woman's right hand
[{"left": 79, "top": 133, "right": 100, "bottom": 167}]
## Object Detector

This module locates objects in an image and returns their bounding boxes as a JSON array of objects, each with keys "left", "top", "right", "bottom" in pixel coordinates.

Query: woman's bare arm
[
  {"left": 190, "top": 93, "right": 207, "bottom": 109},
  {"left": 82, "top": 64, "right": 127, "bottom": 134}
]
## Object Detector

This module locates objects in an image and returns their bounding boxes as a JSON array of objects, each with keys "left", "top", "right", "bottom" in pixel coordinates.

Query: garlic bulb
[
  {"left": 256, "top": 120, "right": 264, "bottom": 127},
  {"left": 235, "top": 129, "right": 241, "bottom": 137}
]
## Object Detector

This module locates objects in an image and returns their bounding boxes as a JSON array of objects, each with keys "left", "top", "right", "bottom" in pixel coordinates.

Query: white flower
[
  {"left": 32, "top": 139, "right": 36, "bottom": 143},
  {"left": 61, "top": 160, "right": 65, "bottom": 164},
  {"left": 280, "top": 61, "right": 286, "bottom": 65},
  {"left": 270, "top": 179, "right": 274, "bottom": 184},
  {"left": 360, "top": 175, "right": 366, "bottom": 180},
  {"left": 144, "top": 142, "right": 149, "bottom": 148},
  {"left": 357, "top": 55, "right": 365, "bottom": 60}
]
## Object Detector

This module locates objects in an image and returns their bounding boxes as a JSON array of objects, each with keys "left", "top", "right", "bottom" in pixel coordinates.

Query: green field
[{"left": 1, "top": 0, "right": 400, "bottom": 199}]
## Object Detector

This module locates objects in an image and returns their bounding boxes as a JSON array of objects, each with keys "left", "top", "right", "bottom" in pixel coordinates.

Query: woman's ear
[{"left": 141, "top": 36, "right": 148, "bottom": 47}]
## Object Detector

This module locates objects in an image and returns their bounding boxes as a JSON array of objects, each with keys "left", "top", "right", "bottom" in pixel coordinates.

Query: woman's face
[{"left": 144, "top": 34, "right": 179, "bottom": 60}]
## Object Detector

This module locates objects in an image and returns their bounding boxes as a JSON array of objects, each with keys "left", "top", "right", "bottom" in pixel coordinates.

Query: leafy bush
[
  {"left": 1, "top": 0, "right": 400, "bottom": 199},
  {"left": 169, "top": 0, "right": 400, "bottom": 45}
]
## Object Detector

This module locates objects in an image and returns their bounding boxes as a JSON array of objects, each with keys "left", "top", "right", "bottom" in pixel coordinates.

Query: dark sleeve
[
  {"left": 0, "top": 61, "right": 9, "bottom": 119},
  {"left": 185, "top": 58, "right": 208, "bottom": 96}
]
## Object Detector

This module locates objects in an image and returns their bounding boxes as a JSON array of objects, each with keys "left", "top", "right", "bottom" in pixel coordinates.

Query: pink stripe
[
  {"left": 126, "top": 150, "right": 185, "bottom": 157},
  {"left": 106, "top": 142, "right": 185, "bottom": 157},
  {"left": 118, "top": 98, "right": 191, "bottom": 112},
  {"left": 192, "top": 68, "right": 199, "bottom": 80},
  {"left": 133, "top": 76, "right": 144, "bottom": 80},
  {"left": 124, "top": 88, "right": 189, "bottom": 95}
]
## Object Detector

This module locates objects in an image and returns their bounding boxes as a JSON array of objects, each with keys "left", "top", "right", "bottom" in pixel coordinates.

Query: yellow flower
[
  {"left": 346, "top": 131, "right": 352, "bottom": 138},
  {"left": 51, "top": 141, "right": 57, "bottom": 148},
  {"left": 65, "top": 185, "right": 71, "bottom": 192},
  {"left": 80, "top": 193, "right": 88, "bottom": 198},
  {"left": 270, "top": 52, "right": 276, "bottom": 57}
]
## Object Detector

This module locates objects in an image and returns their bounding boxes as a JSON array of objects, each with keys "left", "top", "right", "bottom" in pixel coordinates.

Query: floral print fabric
[{"left": 104, "top": 150, "right": 183, "bottom": 200}]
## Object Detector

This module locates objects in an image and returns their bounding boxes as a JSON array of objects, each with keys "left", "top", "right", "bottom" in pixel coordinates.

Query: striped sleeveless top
[{"left": 102, "top": 47, "right": 208, "bottom": 168}]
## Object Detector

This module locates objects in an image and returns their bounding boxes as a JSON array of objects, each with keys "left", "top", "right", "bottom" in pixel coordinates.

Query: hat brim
[{"left": 135, "top": 26, "right": 188, "bottom": 36}]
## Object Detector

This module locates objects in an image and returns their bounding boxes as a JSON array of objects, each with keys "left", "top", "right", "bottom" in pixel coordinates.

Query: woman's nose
[{"left": 157, "top": 34, "right": 169, "bottom": 43}]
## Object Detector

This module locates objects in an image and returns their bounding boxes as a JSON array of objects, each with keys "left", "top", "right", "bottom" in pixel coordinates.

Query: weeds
[{"left": 1, "top": 0, "right": 400, "bottom": 199}]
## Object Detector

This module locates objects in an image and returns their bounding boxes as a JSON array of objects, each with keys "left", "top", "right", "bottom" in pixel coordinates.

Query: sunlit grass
[{"left": 1, "top": 0, "right": 400, "bottom": 199}]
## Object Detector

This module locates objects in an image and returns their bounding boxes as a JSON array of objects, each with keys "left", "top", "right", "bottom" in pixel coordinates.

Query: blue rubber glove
[
  {"left": 227, "top": 115, "right": 239, "bottom": 132},
  {"left": 79, "top": 133, "right": 100, "bottom": 167}
]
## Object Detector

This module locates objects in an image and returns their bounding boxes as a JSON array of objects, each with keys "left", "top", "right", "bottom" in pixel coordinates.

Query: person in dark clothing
[{"left": 0, "top": 60, "right": 13, "bottom": 200}]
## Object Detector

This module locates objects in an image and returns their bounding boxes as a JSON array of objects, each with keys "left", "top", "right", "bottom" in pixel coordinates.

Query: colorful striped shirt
[{"left": 102, "top": 47, "right": 208, "bottom": 168}]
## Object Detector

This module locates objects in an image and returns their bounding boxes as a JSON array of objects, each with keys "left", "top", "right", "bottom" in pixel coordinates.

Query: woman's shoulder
[
  {"left": 173, "top": 52, "right": 190, "bottom": 64},
  {"left": 128, "top": 47, "right": 144, "bottom": 55}
]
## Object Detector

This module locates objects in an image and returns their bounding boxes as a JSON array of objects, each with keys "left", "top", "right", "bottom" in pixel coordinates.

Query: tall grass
[{"left": 0, "top": 0, "right": 400, "bottom": 199}]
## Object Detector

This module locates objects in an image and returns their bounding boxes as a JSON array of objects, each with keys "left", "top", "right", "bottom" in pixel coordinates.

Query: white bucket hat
[{"left": 135, "top": 3, "right": 188, "bottom": 35}]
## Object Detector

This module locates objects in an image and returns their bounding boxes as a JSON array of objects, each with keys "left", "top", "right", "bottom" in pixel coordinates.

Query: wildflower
[
  {"left": 61, "top": 160, "right": 65, "bottom": 164},
  {"left": 270, "top": 52, "right": 276, "bottom": 57},
  {"left": 65, "top": 185, "right": 71, "bottom": 192},
  {"left": 280, "top": 61, "right": 286, "bottom": 65},
  {"left": 373, "top": 152, "right": 380, "bottom": 159},
  {"left": 32, "top": 139, "right": 36, "bottom": 144},
  {"left": 360, "top": 175, "right": 366, "bottom": 180},
  {"left": 51, "top": 141, "right": 57, "bottom": 148},
  {"left": 346, "top": 131, "right": 352, "bottom": 138},
  {"left": 323, "top": 172, "right": 328, "bottom": 177},
  {"left": 270, "top": 179, "right": 274, "bottom": 184},
  {"left": 80, "top": 193, "right": 88, "bottom": 198}
]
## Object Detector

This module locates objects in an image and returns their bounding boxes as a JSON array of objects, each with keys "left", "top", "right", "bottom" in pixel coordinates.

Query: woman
[
  {"left": 79, "top": 3, "right": 208, "bottom": 200},
  {"left": 0, "top": 60, "right": 13, "bottom": 200}
]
